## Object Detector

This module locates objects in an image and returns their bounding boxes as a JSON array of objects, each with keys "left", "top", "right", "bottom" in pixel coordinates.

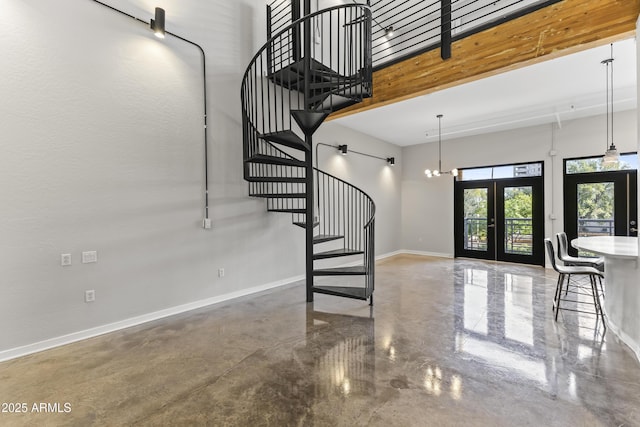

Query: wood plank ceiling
[{"left": 328, "top": 0, "right": 640, "bottom": 121}]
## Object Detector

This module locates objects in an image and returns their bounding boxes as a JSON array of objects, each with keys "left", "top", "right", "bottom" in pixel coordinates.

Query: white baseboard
[
  {"left": 376, "top": 250, "right": 404, "bottom": 260},
  {"left": 397, "top": 249, "right": 454, "bottom": 259},
  {"left": 0, "top": 274, "right": 304, "bottom": 363}
]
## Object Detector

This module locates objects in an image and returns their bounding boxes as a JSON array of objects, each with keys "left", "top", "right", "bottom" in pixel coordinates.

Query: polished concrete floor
[{"left": 1, "top": 255, "right": 640, "bottom": 426}]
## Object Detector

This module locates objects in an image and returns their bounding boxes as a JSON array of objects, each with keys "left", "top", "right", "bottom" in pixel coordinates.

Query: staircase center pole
[
  {"left": 304, "top": 0, "right": 314, "bottom": 303},
  {"left": 305, "top": 136, "right": 314, "bottom": 302}
]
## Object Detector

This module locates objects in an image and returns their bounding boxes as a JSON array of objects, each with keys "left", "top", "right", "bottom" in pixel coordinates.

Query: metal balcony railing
[{"left": 268, "top": 0, "right": 561, "bottom": 70}]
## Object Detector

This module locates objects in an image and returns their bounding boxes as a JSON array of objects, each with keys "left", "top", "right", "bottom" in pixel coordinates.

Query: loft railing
[
  {"left": 268, "top": 0, "right": 561, "bottom": 70},
  {"left": 371, "top": 0, "right": 561, "bottom": 67}
]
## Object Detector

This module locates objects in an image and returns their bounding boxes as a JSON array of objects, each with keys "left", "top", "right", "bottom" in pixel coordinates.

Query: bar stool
[
  {"left": 556, "top": 232, "right": 604, "bottom": 271},
  {"left": 556, "top": 232, "right": 605, "bottom": 296},
  {"left": 544, "top": 238, "right": 605, "bottom": 328}
]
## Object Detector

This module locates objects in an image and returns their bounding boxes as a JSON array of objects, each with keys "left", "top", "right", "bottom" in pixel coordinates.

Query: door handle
[
  {"left": 631, "top": 228, "right": 638, "bottom": 233},
  {"left": 487, "top": 224, "right": 495, "bottom": 228}
]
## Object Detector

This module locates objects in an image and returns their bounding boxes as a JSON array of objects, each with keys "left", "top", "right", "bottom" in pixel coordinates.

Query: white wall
[{"left": 400, "top": 110, "right": 638, "bottom": 257}]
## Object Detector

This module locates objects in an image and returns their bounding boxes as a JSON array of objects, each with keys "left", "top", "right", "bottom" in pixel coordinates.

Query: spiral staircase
[{"left": 240, "top": 2, "right": 375, "bottom": 304}]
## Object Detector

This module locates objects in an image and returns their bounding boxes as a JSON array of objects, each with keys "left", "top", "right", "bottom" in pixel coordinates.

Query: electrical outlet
[
  {"left": 61, "top": 254, "right": 72, "bottom": 266},
  {"left": 85, "top": 290, "right": 95, "bottom": 303},
  {"left": 82, "top": 251, "right": 98, "bottom": 264},
  {"left": 218, "top": 268, "right": 225, "bottom": 278}
]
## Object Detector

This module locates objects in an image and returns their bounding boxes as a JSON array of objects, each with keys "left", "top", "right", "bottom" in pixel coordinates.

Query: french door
[
  {"left": 564, "top": 170, "right": 637, "bottom": 256},
  {"left": 454, "top": 176, "right": 545, "bottom": 266}
]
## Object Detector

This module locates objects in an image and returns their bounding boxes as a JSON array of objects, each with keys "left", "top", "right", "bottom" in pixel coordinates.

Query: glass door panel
[
  {"left": 577, "top": 182, "right": 615, "bottom": 237},
  {"left": 463, "top": 188, "right": 489, "bottom": 252},
  {"left": 495, "top": 178, "right": 544, "bottom": 265},
  {"left": 503, "top": 186, "right": 533, "bottom": 256}
]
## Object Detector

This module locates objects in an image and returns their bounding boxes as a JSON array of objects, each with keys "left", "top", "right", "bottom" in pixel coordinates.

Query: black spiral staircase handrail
[{"left": 241, "top": 3, "right": 375, "bottom": 303}]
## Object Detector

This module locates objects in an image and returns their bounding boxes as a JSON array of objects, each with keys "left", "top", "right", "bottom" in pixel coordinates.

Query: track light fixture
[
  {"left": 150, "top": 7, "right": 165, "bottom": 39},
  {"left": 317, "top": 143, "right": 394, "bottom": 167},
  {"left": 385, "top": 26, "right": 394, "bottom": 37}
]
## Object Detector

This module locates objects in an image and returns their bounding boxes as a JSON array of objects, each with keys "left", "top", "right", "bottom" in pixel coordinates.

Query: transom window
[
  {"left": 458, "top": 162, "right": 542, "bottom": 181},
  {"left": 565, "top": 153, "right": 638, "bottom": 174}
]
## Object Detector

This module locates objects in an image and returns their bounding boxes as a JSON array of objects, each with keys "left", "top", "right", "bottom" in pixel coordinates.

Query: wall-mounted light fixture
[
  {"left": 150, "top": 7, "right": 165, "bottom": 39},
  {"left": 385, "top": 26, "right": 394, "bottom": 37},
  {"left": 317, "top": 143, "right": 394, "bottom": 167}
]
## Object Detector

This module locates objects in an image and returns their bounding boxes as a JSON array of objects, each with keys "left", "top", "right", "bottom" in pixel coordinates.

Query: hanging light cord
[
  {"left": 610, "top": 43, "right": 614, "bottom": 149},
  {"left": 602, "top": 43, "right": 614, "bottom": 151}
]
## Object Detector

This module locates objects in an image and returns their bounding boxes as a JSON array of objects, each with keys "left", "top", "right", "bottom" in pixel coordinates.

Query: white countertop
[{"left": 572, "top": 236, "right": 638, "bottom": 259}]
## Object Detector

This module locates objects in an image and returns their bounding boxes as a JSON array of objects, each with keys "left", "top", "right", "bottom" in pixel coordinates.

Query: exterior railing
[
  {"left": 578, "top": 218, "right": 614, "bottom": 237},
  {"left": 464, "top": 217, "right": 533, "bottom": 254},
  {"left": 504, "top": 218, "right": 533, "bottom": 254},
  {"left": 464, "top": 217, "right": 616, "bottom": 253},
  {"left": 463, "top": 217, "right": 488, "bottom": 251}
]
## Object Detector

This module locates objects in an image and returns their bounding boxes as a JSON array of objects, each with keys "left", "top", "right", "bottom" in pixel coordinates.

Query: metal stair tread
[
  {"left": 246, "top": 176, "right": 306, "bottom": 183},
  {"left": 249, "top": 192, "right": 306, "bottom": 198},
  {"left": 267, "top": 58, "right": 342, "bottom": 91},
  {"left": 245, "top": 154, "right": 305, "bottom": 167},
  {"left": 268, "top": 208, "right": 307, "bottom": 213},
  {"left": 311, "top": 94, "right": 359, "bottom": 112},
  {"left": 312, "top": 285, "right": 368, "bottom": 300},
  {"left": 309, "top": 76, "right": 363, "bottom": 90},
  {"left": 313, "top": 266, "right": 366, "bottom": 276},
  {"left": 313, "top": 248, "right": 364, "bottom": 259},
  {"left": 293, "top": 221, "right": 320, "bottom": 228},
  {"left": 313, "top": 234, "right": 344, "bottom": 244},
  {"left": 261, "top": 130, "right": 309, "bottom": 151}
]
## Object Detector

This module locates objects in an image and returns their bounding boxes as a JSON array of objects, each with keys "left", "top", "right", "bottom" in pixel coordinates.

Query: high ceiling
[{"left": 334, "top": 37, "right": 637, "bottom": 146}]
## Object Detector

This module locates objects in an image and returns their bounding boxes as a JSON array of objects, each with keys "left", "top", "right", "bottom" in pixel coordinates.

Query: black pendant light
[{"left": 602, "top": 44, "right": 618, "bottom": 164}]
